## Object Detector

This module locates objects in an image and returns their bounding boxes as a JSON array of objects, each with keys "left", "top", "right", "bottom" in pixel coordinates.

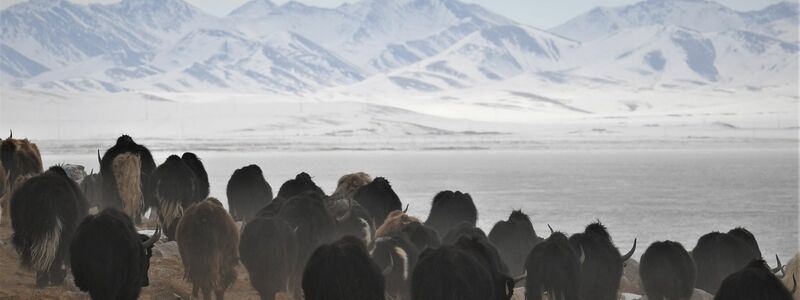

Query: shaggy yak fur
[
  {"left": 568, "top": 222, "right": 636, "bottom": 300},
  {"left": 639, "top": 240, "right": 696, "bottom": 300},
  {"left": 715, "top": 259, "right": 793, "bottom": 300},
  {"left": 154, "top": 155, "right": 198, "bottom": 240},
  {"left": 181, "top": 152, "right": 210, "bottom": 202},
  {"left": 375, "top": 210, "right": 421, "bottom": 237},
  {"left": 692, "top": 230, "right": 761, "bottom": 294},
  {"left": 302, "top": 236, "right": 386, "bottom": 300},
  {"left": 524, "top": 231, "right": 582, "bottom": 300},
  {"left": 10, "top": 166, "right": 88, "bottom": 287},
  {"left": 227, "top": 164, "right": 273, "bottom": 222},
  {"left": 424, "top": 190, "right": 478, "bottom": 237},
  {"left": 239, "top": 217, "right": 297, "bottom": 300},
  {"left": 99, "top": 135, "right": 156, "bottom": 223},
  {"left": 176, "top": 198, "right": 239, "bottom": 300},
  {"left": 353, "top": 177, "right": 402, "bottom": 226},
  {"left": 1, "top": 135, "right": 44, "bottom": 226},
  {"left": 70, "top": 208, "right": 160, "bottom": 300},
  {"left": 330, "top": 172, "right": 372, "bottom": 201},
  {"left": 488, "top": 210, "right": 543, "bottom": 276},
  {"left": 411, "top": 244, "right": 495, "bottom": 300}
]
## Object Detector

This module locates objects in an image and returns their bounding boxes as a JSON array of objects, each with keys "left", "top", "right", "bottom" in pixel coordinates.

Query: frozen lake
[{"left": 44, "top": 148, "right": 799, "bottom": 261}]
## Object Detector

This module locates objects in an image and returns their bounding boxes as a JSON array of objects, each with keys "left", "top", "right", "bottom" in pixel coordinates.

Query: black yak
[
  {"left": 181, "top": 152, "right": 209, "bottom": 202},
  {"left": 524, "top": 231, "right": 582, "bottom": 300},
  {"left": 692, "top": 230, "right": 761, "bottom": 293},
  {"left": 303, "top": 236, "right": 386, "bottom": 300},
  {"left": 639, "top": 240, "right": 696, "bottom": 300},
  {"left": 227, "top": 164, "right": 273, "bottom": 222},
  {"left": 411, "top": 244, "right": 495, "bottom": 300},
  {"left": 99, "top": 135, "right": 156, "bottom": 223},
  {"left": 1, "top": 132, "right": 44, "bottom": 226},
  {"left": 276, "top": 172, "right": 325, "bottom": 200},
  {"left": 372, "top": 232, "right": 419, "bottom": 300},
  {"left": 333, "top": 199, "right": 375, "bottom": 246},
  {"left": 442, "top": 221, "right": 487, "bottom": 245},
  {"left": 424, "top": 190, "right": 477, "bottom": 237},
  {"left": 153, "top": 155, "right": 198, "bottom": 240},
  {"left": 277, "top": 191, "right": 336, "bottom": 297},
  {"left": 715, "top": 259, "right": 794, "bottom": 300},
  {"left": 489, "top": 210, "right": 543, "bottom": 276},
  {"left": 400, "top": 221, "right": 440, "bottom": 251},
  {"left": 10, "top": 166, "right": 88, "bottom": 287},
  {"left": 454, "top": 235, "right": 514, "bottom": 300},
  {"left": 176, "top": 198, "right": 239, "bottom": 300},
  {"left": 353, "top": 177, "right": 402, "bottom": 226},
  {"left": 568, "top": 221, "right": 636, "bottom": 300},
  {"left": 240, "top": 217, "right": 298, "bottom": 300},
  {"left": 79, "top": 170, "right": 103, "bottom": 211},
  {"left": 70, "top": 208, "right": 160, "bottom": 300}
]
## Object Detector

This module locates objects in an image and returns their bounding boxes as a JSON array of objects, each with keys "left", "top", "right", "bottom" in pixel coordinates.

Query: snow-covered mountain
[
  {"left": 551, "top": 0, "right": 799, "bottom": 42},
  {"left": 0, "top": 0, "right": 797, "bottom": 93}
]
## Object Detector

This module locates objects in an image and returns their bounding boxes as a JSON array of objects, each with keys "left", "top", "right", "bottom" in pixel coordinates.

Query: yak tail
[
  {"left": 159, "top": 198, "right": 183, "bottom": 228},
  {"left": 29, "top": 218, "right": 62, "bottom": 272},
  {"left": 112, "top": 153, "right": 144, "bottom": 218}
]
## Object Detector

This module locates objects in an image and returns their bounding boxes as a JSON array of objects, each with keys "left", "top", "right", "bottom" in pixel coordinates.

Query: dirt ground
[{"left": 0, "top": 224, "right": 290, "bottom": 300}]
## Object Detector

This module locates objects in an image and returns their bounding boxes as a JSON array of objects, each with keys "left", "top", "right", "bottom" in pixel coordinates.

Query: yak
[
  {"left": 176, "top": 198, "right": 239, "bottom": 300},
  {"left": 153, "top": 155, "right": 198, "bottom": 240},
  {"left": 568, "top": 221, "right": 636, "bottom": 300},
  {"left": 489, "top": 210, "right": 544, "bottom": 276},
  {"left": 692, "top": 230, "right": 761, "bottom": 293},
  {"left": 399, "top": 221, "right": 440, "bottom": 251},
  {"left": 524, "top": 231, "right": 582, "bottom": 300},
  {"left": 376, "top": 210, "right": 420, "bottom": 238},
  {"left": 10, "top": 166, "right": 88, "bottom": 287},
  {"left": 70, "top": 208, "right": 160, "bottom": 300},
  {"left": 1, "top": 132, "right": 44, "bottom": 226},
  {"left": 99, "top": 135, "right": 156, "bottom": 223},
  {"left": 372, "top": 232, "right": 419, "bottom": 300},
  {"left": 303, "top": 236, "right": 386, "bottom": 300},
  {"left": 227, "top": 164, "right": 273, "bottom": 222},
  {"left": 715, "top": 259, "right": 794, "bottom": 300},
  {"left": 330, "top": 172, "right": 372, "bottom": 201},
  {"left": 353, "top": 177, "right": 402, "bottom": 226},
  {"left": 454, "top": 235, "right": 515, "bottom": 300},
  {"left": 333, "top": 199, "right": 375, "bottom": 247},
  {"left": 442, "top": 221, "right": 487, "bottom": 245},
  {"left": 240, "top": 217, "right": 298, "bottom": 300},
  {"left": 639, "top": 240, "right": 696, "bottom": 300},
  {"left": 80, "top": 170, "right": 103, "bottom": 211},
  {"left": 181, "top": 152, "right": 209, "bottom": 203},
  {"left": 424, "top": 190, "right": 477, "bottom": 237},
  {"left": 411, "top": 244, "right": 495, "bottom": 300},
  {"left": 277, "top": 191, "right": 336, "bottom": 297},
  {"left": 276, "top": 172, "right": 325, "bottom": 200}
]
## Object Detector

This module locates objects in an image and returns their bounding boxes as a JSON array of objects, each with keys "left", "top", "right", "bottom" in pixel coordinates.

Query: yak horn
[
  {"left": 548, "top": 224, "right": 554, "bottom": 235},
  {"left": 97, "top": 149, "right": 102, "bottom": 165},
  {"left": 89, "top": 169, "right": 94, "bottom": 176},
  {"left": 579, "top": 245, "right": 586, "bottom": 264},
  {"left": 382, "top": 254, "right": 394, "bottom": 276},
  {"left": 8, "top": 129, "right": 11, "bottom": 139},
  {"left": 142, "top": 226, "right": 161, "bottom": 248},
  {"left": 790, "top": 274, "right": 797, "bottom": 295},
  {"left": 403, "top": 204, "right": 409, "bottom": 213},
  {"left": 621, "top": 238, "right": 637, "bottom": 262},
  {"left": 513, "top": 272, "right": 527, "bottom": 284},
  {"left": 771, "top": 254, "right": 784, "bottom": 275}
]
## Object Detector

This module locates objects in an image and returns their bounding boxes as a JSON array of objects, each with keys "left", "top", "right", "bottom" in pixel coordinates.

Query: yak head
[{"left": 137, "top": 227, "right": 161, "bottom": 286}]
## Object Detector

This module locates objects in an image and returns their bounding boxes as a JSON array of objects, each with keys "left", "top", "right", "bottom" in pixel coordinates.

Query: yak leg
[
  {"left": 202, "top": 287, "right": 212, "bottom": 300},
  {"left": 0, "top": 194, "right": 8, "bottom": 226},
  {"left": 192, "top": 285, "right": 199, "bottom": 299},
  {"left": 215, "top": 290, "right": 224, "bottom": 300}
]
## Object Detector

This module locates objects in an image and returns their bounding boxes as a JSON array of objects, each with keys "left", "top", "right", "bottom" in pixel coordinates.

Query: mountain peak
[{"left": 228, "top": 0, "right": 277, "bottom": 17}]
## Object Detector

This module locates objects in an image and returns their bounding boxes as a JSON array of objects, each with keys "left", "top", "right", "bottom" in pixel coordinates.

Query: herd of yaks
[{"left": 0, "top": 132, "right": 797, "bottom": 300}]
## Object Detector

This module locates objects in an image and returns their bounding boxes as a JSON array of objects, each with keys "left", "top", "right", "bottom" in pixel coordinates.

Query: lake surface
[{"left": 44, "top": 148, "right": 799, "bottom": 261}]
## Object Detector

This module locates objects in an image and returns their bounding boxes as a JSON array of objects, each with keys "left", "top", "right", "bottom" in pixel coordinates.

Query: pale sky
[{"left": 0, "top": 0, "right": 788, "bottom": 28}]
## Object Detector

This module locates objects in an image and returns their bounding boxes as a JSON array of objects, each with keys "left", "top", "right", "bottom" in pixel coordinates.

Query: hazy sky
[{"left": 0, "top": 0, "right": 787, "bottom": 28}]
